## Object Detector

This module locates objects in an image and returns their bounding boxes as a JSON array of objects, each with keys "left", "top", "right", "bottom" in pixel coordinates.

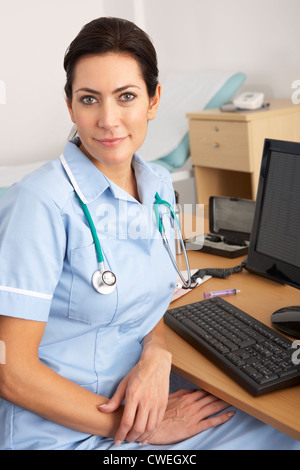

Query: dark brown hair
[{"left": 64, "top": 17, "right": 159, "bottom": 101}]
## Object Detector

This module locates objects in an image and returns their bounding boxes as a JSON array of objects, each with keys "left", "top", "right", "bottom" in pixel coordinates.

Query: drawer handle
[{"left": 211, "top": 142, "right": 219, "bottom": 148}]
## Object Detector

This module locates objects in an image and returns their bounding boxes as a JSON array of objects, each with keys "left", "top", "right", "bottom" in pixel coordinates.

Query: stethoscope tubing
[
  {"left": 154, "top": 192, "right": 192, "bottom": 289},
  {"left": 80, "top": 191, "right": 194, "bottom": 292},
  {"left": 60, "top": 153, "right": 193, "bottom": 294},
  {"left": 76, "top": 194, "right": 104, "bottom": 264}
]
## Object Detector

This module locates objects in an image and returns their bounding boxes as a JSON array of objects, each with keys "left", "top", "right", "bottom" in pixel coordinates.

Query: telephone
[
  {"left": 220, "top": 92, "right": 265, "bottom": 112},
  {"left": 233, "top": 92, "right": 264, "bottom": 110}
]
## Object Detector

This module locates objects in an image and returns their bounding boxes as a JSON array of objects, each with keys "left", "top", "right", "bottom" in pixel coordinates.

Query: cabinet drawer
[{"left": 189, "top": 120, "right": 251, "bottom": 172}]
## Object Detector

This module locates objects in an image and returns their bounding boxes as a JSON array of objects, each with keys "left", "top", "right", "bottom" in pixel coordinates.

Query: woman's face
[{"left": 67, "top": 52, "right": 161, "bottom": 171}]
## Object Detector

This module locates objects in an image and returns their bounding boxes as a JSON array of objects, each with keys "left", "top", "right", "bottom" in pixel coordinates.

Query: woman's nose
[{"left": 97, "top": 101, "right": 119, "bottom": 130}]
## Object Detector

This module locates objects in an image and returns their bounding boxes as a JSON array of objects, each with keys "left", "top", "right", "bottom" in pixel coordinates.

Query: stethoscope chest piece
[{"left": 92, "top": 269, "right": 117, "bottom": 295}]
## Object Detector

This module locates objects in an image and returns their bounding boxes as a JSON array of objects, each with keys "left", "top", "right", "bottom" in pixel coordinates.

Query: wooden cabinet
[{"left": 187, "top": 100, "right": 300, "bottom": 209}]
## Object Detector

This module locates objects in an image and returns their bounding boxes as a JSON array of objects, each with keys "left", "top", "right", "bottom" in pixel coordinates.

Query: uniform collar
[
  {"left": 60, "top": 139, "right": 163, "bottom": 206},
  {"left": 60, "top": 139, "right": 109, "bottom": 203},
  {"left": 133, "top": 155, "right": 164, "bottom": 207}
]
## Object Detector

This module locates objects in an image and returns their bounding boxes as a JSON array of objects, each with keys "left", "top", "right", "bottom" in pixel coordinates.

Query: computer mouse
[{"left": 271, "top": 306, "right": 300, "bottom": 339}]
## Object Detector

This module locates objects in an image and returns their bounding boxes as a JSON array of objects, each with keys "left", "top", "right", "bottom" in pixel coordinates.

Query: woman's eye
[
  {"left": 119, "top": 92, "right": 135, "bottom": 102},
  {"left": 81, "top": 96, "right": 97, "bottom": 105}
]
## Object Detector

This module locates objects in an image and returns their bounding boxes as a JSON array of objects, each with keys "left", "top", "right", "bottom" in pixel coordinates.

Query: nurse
[
  {"left": 0, "top": 17, "right": 299, "bottom": 451},
  {"left": 0, "top": 16, "right": 232, "bottom": 450}
]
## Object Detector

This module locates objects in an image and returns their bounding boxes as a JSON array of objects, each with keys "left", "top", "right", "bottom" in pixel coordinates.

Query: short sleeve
[{"left": 0, "top": 183, "right": 66, "bottom": 321}]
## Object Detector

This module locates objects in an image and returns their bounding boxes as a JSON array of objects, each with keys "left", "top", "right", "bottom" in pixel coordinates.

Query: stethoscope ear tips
[{"left": 92, "top": 269, "right": 117, "bottom": 295}]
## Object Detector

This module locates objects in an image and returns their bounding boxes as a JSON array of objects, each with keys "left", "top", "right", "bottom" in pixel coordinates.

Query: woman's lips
[{"left": 94, "top": 136, "right": 127, "bottom": 147}]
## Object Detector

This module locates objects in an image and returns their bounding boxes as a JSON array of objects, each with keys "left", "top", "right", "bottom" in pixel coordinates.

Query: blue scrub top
[{"left": 0, "top": 140, "right": 176, "bottom": 450}]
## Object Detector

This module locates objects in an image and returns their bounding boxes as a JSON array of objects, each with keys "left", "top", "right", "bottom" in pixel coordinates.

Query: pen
[{"left": 203, "top": 289, "right": 241, "bottom": 299}]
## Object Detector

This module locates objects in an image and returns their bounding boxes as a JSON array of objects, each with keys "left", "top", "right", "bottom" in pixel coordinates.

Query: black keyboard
[{"left": 165, "top": 297, "right": 300, "bottom": 396}]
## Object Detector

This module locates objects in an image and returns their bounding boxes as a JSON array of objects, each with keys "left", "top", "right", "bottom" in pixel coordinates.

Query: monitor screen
[{"left": 246, "top": 139, "right": 300, "bottom": 290}]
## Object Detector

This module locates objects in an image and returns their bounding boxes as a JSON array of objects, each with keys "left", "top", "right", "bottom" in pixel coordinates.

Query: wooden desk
[{"left": 165, "top": 249, "right": 300, "bottom": 440}]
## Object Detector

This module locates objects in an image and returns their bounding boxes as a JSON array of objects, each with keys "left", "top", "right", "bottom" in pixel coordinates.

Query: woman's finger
[
  {"left": 125, "top": 406, "right": 156, "bottom": 443},
  {"left": 114, "top": 400, "right": 138, "bottom": 445}
]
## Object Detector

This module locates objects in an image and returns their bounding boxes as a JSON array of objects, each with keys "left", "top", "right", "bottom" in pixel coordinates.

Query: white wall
[
  {"left": 0, "top": 0, "right": 299, "bottom": 166},
  {"left": 146, "top": 0, "right": 300, "bottom": 98}
]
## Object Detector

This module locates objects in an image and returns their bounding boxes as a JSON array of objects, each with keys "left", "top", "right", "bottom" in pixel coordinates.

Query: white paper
[{"left": 171, "top": 270, "right": 211, "bottom": 302}]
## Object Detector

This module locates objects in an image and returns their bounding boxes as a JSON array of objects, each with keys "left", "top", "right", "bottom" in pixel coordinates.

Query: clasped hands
[{"left": 98, "top": 348, "right": 234, "bottom": 446}]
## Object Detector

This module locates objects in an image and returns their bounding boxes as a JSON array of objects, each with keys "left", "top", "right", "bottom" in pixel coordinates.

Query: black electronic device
[
  {"left": 246, "top": 139, "right": 300, "bottom": 290},
  {"left": 245, "top": 139, "right": 300, "bottom": 335},
  {"left": 185, "top": 196, "right": 255, "bottom": 258},
  {"left": 271, "top": 307, "right": 300, "bottom": 339},
  {"left": 165, "top": 297, "right": 300, "bottom": 396}
]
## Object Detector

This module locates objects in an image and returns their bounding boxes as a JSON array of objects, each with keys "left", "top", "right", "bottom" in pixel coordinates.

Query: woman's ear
[
  {"left": 147, "top": 84, "right": 161, "bottom": 121},
  {"left": 66, "top": 97, "right": 76, "bottom": 123}
]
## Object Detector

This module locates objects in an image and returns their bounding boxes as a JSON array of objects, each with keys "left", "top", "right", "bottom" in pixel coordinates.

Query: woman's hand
[
  {"left": 99, "top": 344, "right": 172, "bottom": 446},
  {"left": 147, "top": 389, "right": 235, "bottom": 445}
]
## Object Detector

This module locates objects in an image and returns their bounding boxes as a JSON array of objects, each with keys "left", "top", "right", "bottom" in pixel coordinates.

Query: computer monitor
[{"left": 246, "top": 138, "right": 300, "bottom": 290}]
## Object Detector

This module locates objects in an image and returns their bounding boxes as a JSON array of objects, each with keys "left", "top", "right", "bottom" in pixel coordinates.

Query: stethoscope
[
  {"left": 153, "top": 192, "right": 196, "bottom": 290},
  {"left": 76, "top": 195, "right": 117, "bottom": 294},
  {"left": 60, "top": 154, "right": 198, "bottom": 294},
  {"left": 79, "top": 192, "right": 200, "bottom": 294}
]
